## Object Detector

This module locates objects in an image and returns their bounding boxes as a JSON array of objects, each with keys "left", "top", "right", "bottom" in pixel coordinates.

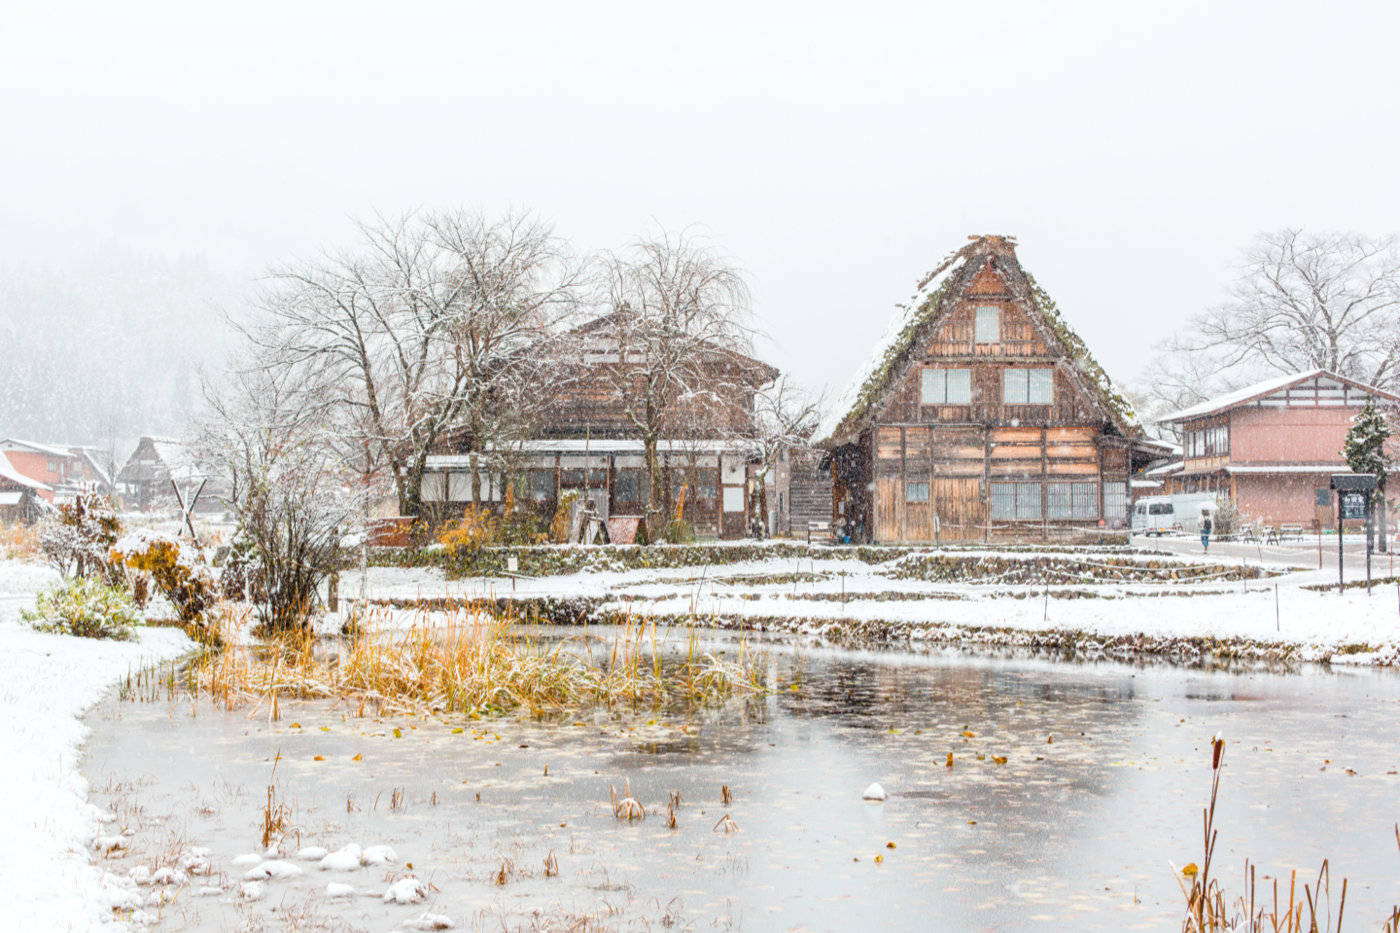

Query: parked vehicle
[{"left": 1132, "top": 494, "right": 1219, "bottom": 536}]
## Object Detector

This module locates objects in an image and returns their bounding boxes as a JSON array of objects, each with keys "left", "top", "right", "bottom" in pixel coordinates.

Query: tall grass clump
[
  {"left": 23, "top": 578, "right": 139, "bottom": 641},
  {"left": 1179, "top": 736, "right": 1400, "bottom": 931},
  {"left": 0, "top": 523, "right": 40, "bottom": 560},
  {"left": 189, "top": 608, "right": 763, "bottom": 716}
]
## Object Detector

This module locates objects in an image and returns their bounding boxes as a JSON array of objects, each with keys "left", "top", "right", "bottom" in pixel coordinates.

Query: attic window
[
  {"left": 921, "top": 368, "right": 972, "bottom": 405},
  {"left": 974, "top": 306, "right": 1000, "bottom": 343},
  {"left": 1004, "top": 368, "right": 1054, "bottom": 405}
]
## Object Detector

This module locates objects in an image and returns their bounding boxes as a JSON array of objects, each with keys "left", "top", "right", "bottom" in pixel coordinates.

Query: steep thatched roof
[{"left": 817, "top": 235, "right": 1143, "bottom": 447}]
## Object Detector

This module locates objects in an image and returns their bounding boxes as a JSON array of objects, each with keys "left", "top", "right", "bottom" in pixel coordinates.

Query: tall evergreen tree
[{"left": 1343, "top": 397, "right": 1392, "bottom": 552}]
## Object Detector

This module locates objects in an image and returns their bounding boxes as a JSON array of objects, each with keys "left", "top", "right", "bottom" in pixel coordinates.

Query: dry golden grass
[
  {"left": 189, "top": 606, "right": 764, "bottom": 717},
  {"left": 0, "top": 523, "right": 39, "bottom": 560}
]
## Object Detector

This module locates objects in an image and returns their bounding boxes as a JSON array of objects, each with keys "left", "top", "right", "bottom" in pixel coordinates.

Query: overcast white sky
[{"left": 4, "top": 1, "right": 1399, "bottom": 404}]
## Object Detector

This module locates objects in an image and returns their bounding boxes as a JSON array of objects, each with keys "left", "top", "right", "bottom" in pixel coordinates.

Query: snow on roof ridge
[
  {"left": 0, "top": 438, "right": 78, "bottom": 458},
  {"left": 814, "top": 247, "right": 971, "bottom": 442},
  {"left": 1159, "top": 369, "right": 1337, "bottom": 422}
]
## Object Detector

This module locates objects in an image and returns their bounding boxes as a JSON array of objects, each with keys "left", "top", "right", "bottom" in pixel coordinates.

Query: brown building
[
  {"left": 818, "top": 235, "right": 1166, "bottom": 544},
  {"left": 423, "top": 313, "right": 780, "bottom": 539},
  {"left": 1159, "top": 370, "right": 1400, "bottom": 528}
]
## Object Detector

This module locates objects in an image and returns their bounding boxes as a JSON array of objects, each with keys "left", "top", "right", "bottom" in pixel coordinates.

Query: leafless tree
[
  {"left": 593, "top": 228, "right": 758, "bottom": 522},
  {"left": 1144, "top": 230, "right": 1400, "bottom": 416},
  {"left": 247, "top": 208, "right": 583, "bottom": 518},
  {"left": 201, "top": 356, "right": 375, "bottom": 630},
  {"left": 747, "top": 376, "right": 822, "bottom": 537}
]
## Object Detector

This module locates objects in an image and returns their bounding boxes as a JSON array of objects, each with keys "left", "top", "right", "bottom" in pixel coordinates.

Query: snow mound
[
  {"left": 320, "top": 844, "right": 362, "bottom": 871},
  {"left": 862, "top": 782, "right": 887, "bottom": 801},
  {"left": 383, "top": 876, "right": 427, "bottom": 904},
  {"left": 361, "top": 843, "right": 397, "bottom": 865}
]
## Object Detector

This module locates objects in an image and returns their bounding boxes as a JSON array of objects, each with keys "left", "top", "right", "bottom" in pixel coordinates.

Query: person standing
[{"left": 1200, "top": 508, "right": 1213, "bottom": 552}]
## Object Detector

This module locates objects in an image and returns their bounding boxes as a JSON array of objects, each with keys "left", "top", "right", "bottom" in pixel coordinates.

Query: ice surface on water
[{"left": 82, "top": 635, "right": 1400, "bottom": 931}]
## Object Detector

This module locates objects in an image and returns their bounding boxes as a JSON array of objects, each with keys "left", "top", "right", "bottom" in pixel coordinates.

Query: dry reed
[{"left": 189, "top": 607, "right": 763, "bottom": 717}]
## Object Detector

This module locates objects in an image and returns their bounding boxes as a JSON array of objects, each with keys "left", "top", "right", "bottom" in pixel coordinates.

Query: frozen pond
[{"left": 83, "top": 632, "right": 1400, "bottom": 930}]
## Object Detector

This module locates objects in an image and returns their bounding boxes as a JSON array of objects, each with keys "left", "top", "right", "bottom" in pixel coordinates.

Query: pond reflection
[{"left": 83, "top": 633, "right": 1400, "bottom": 931}]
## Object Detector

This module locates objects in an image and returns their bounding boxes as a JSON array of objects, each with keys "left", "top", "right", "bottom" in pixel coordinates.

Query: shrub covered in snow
[
  {"left": 112, "top": 530, "right": 217, "bottom": 626},
  {"left": 38, "top": 492, "right": 123, "bottom": 583},
  {"left": 22, "top": 577, "right": 139, "bottom": 640}
]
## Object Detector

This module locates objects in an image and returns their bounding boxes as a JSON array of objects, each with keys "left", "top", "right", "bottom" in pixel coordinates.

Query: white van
[
  {"left": 1133, "top": 494, "right": 1221, "bottom": 537},
  {"left": 1132, "top": 496, "right": 1180, "bottom": 536}
]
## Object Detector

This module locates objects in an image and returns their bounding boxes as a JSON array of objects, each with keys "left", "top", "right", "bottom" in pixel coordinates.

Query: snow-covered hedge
[{"left": 22, "top": 578, "right": 139, "bottom": 641}]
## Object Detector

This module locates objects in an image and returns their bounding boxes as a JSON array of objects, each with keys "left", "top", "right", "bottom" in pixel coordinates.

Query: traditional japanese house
[
  {"left": 423, "top": 313, "right": 781, "bottom": 539},
  {"left": 0, "top": 451, "right": 49, "bottom": 522},
  {"left": 116, "top": 436, "right": 227, "bottom": 512},
  {"left": 1158, "top": 370, "right": 1400, "bottom": 529},
  {"left": 817, "top": 235, "right": 1167, "bottom": 544}
]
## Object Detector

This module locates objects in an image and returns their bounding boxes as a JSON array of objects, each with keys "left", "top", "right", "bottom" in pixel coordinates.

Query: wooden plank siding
[{"left": 828, "top": 246, "right": 1143, "bottom": 544}]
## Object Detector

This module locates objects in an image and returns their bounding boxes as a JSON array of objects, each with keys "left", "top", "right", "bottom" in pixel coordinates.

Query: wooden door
[
  {"left": 873, "top": 476, "right": 901, "bottom": 543},
  {"left": 935, "top": 478, "right": 984, "bottom": 541}
]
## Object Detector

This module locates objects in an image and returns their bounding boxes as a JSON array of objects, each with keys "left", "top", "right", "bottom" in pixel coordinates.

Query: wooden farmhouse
[
  {"left": 116, "top": 436, "right": 227, "bottom": 513},
  {"left": 1158, "top": 370, "right": 1400, "bottom": 529},
  {"left": 817, "top": 235, "right": 1167, "bottom": 544},
  {"left": 423, "top": 313, "right": 781, "bottom": 539}
]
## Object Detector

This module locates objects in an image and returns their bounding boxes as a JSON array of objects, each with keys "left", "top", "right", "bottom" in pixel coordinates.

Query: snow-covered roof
[
  {"left": 1159, "top": 371, "right": 1328, "bottom": 423},
  {"left": 426, "top": 437, "right": 753, "bottom": 469},
  {"left": 1142, "top": 459, "right": 1184, "bottom": 478},
  {"left": 147, "top": 437, "right": 207, "bottom": 480},
  {"left": 1224, "top": 463, "right": 1352, "bottom": 474},
  {"left": 1160, "top": 369, "right": 1400, "bottom": 423},
  {"left": 0, "top": 438, "right": 78, "bottom": 459},
  {"left": 814, "top": 247, "right": 971, "bottom": 443},
  {"left": 816, "top": 236, "right": 1143, "bottom": 446},
  {"left": 0, "top": 452, "right": 51, "bottom": 491}
]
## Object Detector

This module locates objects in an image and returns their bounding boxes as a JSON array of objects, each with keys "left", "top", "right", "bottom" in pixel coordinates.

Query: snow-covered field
[
  {"left": 359, "top": 544, "right": 1400, "bottom": 663},
  {"left": 0, "top": 559, "right": 192, "bottom": 931}
]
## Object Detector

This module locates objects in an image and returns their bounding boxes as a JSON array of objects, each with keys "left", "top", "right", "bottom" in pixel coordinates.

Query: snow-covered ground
[
  {"left": 0, "top": 559, "right": 192, "bottom": 931},
  {"left": 356, "top": 544, "right": 1400, "bottom": 663}
]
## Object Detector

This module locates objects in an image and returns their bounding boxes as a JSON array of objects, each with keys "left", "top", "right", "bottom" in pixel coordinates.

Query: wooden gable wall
[{"left": 859, "top": 261, "right": 1130, "bottom": 543}]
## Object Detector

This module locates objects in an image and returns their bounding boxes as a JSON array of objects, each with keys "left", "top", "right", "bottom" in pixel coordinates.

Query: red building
[{"left": 1159, "top": 370, "right": 1400, "bottom": 528}]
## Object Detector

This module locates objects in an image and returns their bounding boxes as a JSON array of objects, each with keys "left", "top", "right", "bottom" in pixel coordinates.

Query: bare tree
[
  {"left": 593, "top": 229, "right": 758, "bottom": 523},
  {"left": 248, "top": 208, "right": 582, "bottom": 519},
  {"left": 747, "top": 376, "right": 821, "bottom": 537},
  {"left": 1145, "top": 230, "right": 1400, "bottom": 416},
  {"left": 201, "top": 356, "right": 374, "bottom": 630}
]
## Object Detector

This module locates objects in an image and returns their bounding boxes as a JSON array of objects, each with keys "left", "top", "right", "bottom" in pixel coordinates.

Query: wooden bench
[
  {"left": 806, "top": 520, "right": 831, "bottom": 545},
  {"left": 1279, "top": 523, "right": 1304, "bottom": 541}
]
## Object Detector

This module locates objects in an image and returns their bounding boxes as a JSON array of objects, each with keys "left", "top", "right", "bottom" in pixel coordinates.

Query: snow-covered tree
[
  {"left": 1343, "top": 396, "right": 1393, "bottom": 552},
  {"left": 1142, "top": 229, "right": 1400, "bottom": 413},
  {"left": 593, "top": 228, "right": 758, "bottom": 522},
  {"left": 201, "top": 357, "right": 376, "bottom": 630},
  {"left": 247, "top": 209, "right": 583, "bottom": 519},
  {"left": 747, "top": 376, "right": 821, "bottom": 537}
]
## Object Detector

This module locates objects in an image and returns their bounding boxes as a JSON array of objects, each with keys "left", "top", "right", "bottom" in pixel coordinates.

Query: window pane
[
  {"left": 990, "top": 483, "right": 1015, "bottom": 519},
  {"left": 1015, "top": 482, "right": 1042, "bottom": 520},
  {"left": 722, "top": 486, "right": 744, "bottom": 512},
  {"left": 946, "top": 369, "right": 972, "bottom": 404},
  {"left": 1047, "top": 483, "right": 1073, "bottom": 519},
  {"left": 1072, "top": 482, "right": 1098, "bottom": 519},
  {"left": 1003, "top": 370, "right": 1028, "bottom": 404},
  {"left": 615, "top": 471, "right": 639, "bottom": 501},
  {"left": 1029, "top": 368, "right": 1054, "bottom": 404},
  {"left": 920, "top": 368, "right": 945, "bottom": 404},
  {"left": 904, "top": 481, "right": 930, "bottom": 502},
  {"left": 975, "top": 306, "right": 1000, "bottom": 343}
]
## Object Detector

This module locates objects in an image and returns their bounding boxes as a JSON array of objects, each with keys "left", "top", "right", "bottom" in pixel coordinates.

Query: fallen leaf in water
[
  {"left": 451, "top": 727, "right": 463, "bottom": 734},
  {"left": 992, "top": 756, "right": 1008, "bottom": 765},
  {"left": 290, "top": 722, "right": 301, "bottom": 729},
  {"left": 351, "top": 753, "right": 362, "bottom": 761},
  {"left": 885, "top": 842, "right": 896, "bottom": 849},
  {"left": 874, "top": 854, "right": 883, "bottom": 864},
  {"left": 313, "top": 755, "right": 325, "bottom": 761},
  {"left": 945, "top": 753, "right": 954, "bottom": 768},
  {"left": 961, "top": 730, "right": 976, "bottom": 739},
  {"left": 392, "top": 728, "right": 402, "bottom": 738}
]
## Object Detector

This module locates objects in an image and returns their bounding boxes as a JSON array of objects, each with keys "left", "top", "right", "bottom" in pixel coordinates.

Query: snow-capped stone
[
  {"left": 150, "top": 866, "right": 188, "bottom": 886},
  {"left": 326, "top": 882, "right": 356, "bottom": 898},
  {"left": 383, "top": 876, "right": 427, "bottom": 904},
  {"left": 232, "top": 853, "right": 264, "bottom": 866},
  {"left": 862, "top": 782, "right": 887, "bottom": 801},
  {"left": 243, "top": 859, "right": 304, "bottom": 881},
  {"left": 240, "top": 880, "right": 267, "bottom": 900},
  {"left": 361, "top": 844, "right": 397, "bottom": 865},
  {"left": 320, "top": 843, "right": 363, "bottom": 871},
  {"left": 295, "top": 845, "right": 329, "bottom": 861},
  {"left": 407, "top": 912, "right": 456, "bottom": 930}
]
